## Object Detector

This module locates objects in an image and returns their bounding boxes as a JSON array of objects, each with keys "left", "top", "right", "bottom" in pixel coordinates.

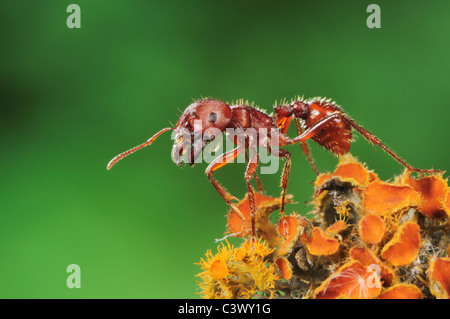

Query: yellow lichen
[{"left": 197, "top": 238, "right": 278, "bottom": 299}]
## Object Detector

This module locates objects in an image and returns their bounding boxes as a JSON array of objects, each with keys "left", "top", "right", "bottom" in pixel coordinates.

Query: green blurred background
[{"left": 0, "top": 0, "right": 448, "bottom": 298}]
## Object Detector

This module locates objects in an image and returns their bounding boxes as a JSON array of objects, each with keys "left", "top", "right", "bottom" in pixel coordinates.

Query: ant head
[
  {"left": 175, "top": 99, "right": 232, "bottom": 133},
  {"left": 172, "top": 99, "right": 232, "bottom": 166},
  {"left": 291, "top": 100, "right": 309, "bottom": 120},
  {"left": 106, "top": 99, "right": 232, "bottom": 170}
]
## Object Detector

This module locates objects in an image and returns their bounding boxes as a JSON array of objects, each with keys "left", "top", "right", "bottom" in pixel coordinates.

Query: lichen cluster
[{"left": 196, "top": 155, "right": 450, "bottom": 299}]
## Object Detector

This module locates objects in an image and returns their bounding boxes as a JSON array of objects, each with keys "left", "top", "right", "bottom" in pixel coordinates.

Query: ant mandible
[{"left": 107, "top": 97, "right": 439, "bottom": 240}]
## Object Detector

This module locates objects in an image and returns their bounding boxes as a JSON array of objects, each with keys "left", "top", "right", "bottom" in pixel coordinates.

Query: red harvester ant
[{"left": 107, "top": 97, "right": 439, "bottom": 239}]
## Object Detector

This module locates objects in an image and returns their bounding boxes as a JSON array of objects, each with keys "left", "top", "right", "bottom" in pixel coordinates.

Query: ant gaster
[{"left": 107, "top": 97, "right": 439, "bottom": 239}]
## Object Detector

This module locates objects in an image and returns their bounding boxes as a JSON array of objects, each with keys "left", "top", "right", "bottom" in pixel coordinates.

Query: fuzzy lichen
[
  {"left": 196, "top": 238, "right": 278, "bottom": 299},
  {"left": 196, "top": 155, "right": 449, "bottom": 299}
]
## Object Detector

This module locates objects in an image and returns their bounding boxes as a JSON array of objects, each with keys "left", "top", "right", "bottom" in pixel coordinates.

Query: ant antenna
[{"left": 107, "top": 127, "right": 174, "bottom": 170}]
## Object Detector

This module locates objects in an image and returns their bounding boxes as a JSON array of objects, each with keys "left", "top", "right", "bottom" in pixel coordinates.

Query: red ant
[{"left": 107, "top": 97, "right": 439, "bottom": 239}]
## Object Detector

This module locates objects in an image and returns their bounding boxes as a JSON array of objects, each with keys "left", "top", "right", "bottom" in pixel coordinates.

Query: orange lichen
[
  {"left": 368, "top": 171, "right": 380, "bottom": 183},
  {"left": 227, "top": 192, "right": 291, "bottom": 238},
  {"left": 227, "top": 192, "right": 276, "bottom": 235},
  {"left": 277, "top": 215, "right": 306, "bottom": 255},
  {"left": 314, "top": 173, "right": 332, "bottom": 192},
  {"left": 277, "top": 215, "right": 300, "bottom": 239},
  {"left": 327, "top": 220, "right": 347, "bottom": 235},
  {"left": 378, "top": 284, "right": 423, "bottom": 299},
  {"left": 350, "top": 247, "right": 377, "bottom": 265},
  {"left": 363, "top": 181, "right": 422, "bottom": 216},
  {"left": 358, "top": 214, "right": 386, "bottom": 245},
  {"left": 305, "top": 227, "right": 340, "bottom": 256},
  {"left": 332, "top": 156, "right": 370, "bottom": 187},
  {"left": 403, "top": 172, "right": 449, "bottom": 219},
  {"left": 428, "top": 257, "right": 450, "bottom": 299},
  {"left": 314, "top": 261, "right": 381, "bottom": 299},
  {"left": 350, "top": 247, "right": 395, "bottom": 286},
  {"left": 197, "top": 155, "right": 447, "bottom": 299},
  {"left": 275, "top": 257, "right": 292, "bottom": 280},
  {"left": 314, "top": 155, "right": 371, "bottom": 192},
  {"left": 445, "top": 192, "right": 450, "bottom": 217},
  {"left": 380, "top": 222, "right": 421, "bottom": 266}
]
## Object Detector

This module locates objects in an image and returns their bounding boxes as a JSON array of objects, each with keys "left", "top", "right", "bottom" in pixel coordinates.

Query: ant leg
[
  {"left": 253, "top": 172, "right": 264, "bottom": 192},
  {"left": 289, "top": 113, "right": 342, "bottom": 145},
  {"left": 272, "top": 149, "right": 291, "bottom": 218},
  {"left": 271, "top": 148, "right": 291, "bottom": 237},
  {"left": 206, "top": 147, "right": 246, "bottom": 222},
  {"left": 275, "top": 110, "right": 319, "bottom": 176},
  {"left": 244, "top": 147, "right": 260, "bottom": 240},
  {"left": 245, "top": 149, "right": 263, "bottom": 192},
  {"left": 295, "top": 119, "right": 319, "bottom": 176},
  {"left": 290, "top": 112, "right": 440, "bottom": 174},
  {"left": 275, "top": 113, "right": 293, "bottom": 135},
  {"left": 341, "top": 115, "right": 441, "bottom": 174}
]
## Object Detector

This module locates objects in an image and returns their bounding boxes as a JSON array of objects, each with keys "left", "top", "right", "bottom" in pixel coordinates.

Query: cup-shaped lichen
[{"left": 197, "top": 155, "right": 449, "bottom": 299}]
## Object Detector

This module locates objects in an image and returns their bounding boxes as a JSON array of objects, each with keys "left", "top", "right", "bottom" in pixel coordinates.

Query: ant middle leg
[
  {"left": 271, "top": 148, "right": 292, "bottom": 217},
  {"left": 253, "top": 172, "right": 264, "bottom": 192},
  {"left": 245, "top": 149, "right": 263, "bottom": 192},
  {"left": 295, "top": 119, "right": 319, "bottom": 176},
  {"left": 244, "top": 147, "right": 260, "bottom": 240},
  {"left": 274, "top": 107, "right": 319, "bottom": 176},
  {"left": 271, "top": 148, "right": 292, "bottom": 237}
]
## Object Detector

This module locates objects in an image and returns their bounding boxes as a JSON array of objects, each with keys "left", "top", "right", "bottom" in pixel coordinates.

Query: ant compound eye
[{"left": 209, "top": 112, "right": 217, "bottom": 123}]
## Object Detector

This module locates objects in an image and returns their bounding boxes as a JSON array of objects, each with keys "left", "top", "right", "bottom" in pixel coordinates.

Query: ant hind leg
[{"left": 341, "top": 115, "right": 442, "bottom": 174}]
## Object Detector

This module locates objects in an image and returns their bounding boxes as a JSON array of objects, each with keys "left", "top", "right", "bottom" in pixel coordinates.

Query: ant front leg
[{"left": 206, "top": 147, "right": 247, "bottom": 226}]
